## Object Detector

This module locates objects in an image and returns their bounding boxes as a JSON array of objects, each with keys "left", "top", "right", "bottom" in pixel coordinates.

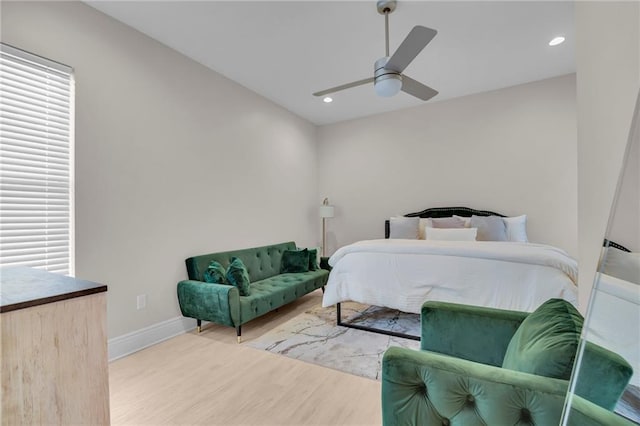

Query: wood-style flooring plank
[{"left": 109, "top": 291, "right": 381, "bottom": 425}]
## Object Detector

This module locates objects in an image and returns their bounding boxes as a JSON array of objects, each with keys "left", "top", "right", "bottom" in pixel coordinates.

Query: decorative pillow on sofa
[
  {"left": 470, "top": 215, "right": 508, "bottom": 241},
  {"left": 502, "top": 298, "right": 583, "bottom": 380},
  {"left": 281, "top": 249, "right": 310, "bottom": 273},
  {"left": 307, "top": 248, "right": 319, "bottom": 271},
  {"left": 203, "top": 260, "right": 227, "bottom": 284},
  {"left": 226, "top": 257, "right": 251, "bottom": 296}
]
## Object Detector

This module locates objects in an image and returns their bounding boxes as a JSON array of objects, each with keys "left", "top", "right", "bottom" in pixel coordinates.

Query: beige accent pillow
[
  {"left": 426, "top": 227, "right": 478, "bottom": 241},
  {"left": 431, "top": 217, "right": 466, "bottom": 229}
]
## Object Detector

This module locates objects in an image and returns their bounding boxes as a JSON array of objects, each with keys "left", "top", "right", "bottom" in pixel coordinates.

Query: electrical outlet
[{"left": 136, "top": 294, "right": 147, "bottom": 310}]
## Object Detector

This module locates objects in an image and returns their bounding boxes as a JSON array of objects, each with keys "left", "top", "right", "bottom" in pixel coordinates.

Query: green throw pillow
[
  {"left": 307, "top": 248, "right": 319, "bottom": 271},
  {"left": 281, "top": 249, "right": 310, "bottom": 273},
  {"left": 203, "top": 260, "right": 227, "bottom": 284},
  {"left": 502, "top": 298, "right": 583, "bottom": 380},
  {"left": 226, "top": 257, "right": 251, "bottom": 296}
]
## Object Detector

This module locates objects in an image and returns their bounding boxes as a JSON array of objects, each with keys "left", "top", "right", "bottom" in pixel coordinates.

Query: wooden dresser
[{"left": 1, "top": 267, "right": 110, "bottom": 425}]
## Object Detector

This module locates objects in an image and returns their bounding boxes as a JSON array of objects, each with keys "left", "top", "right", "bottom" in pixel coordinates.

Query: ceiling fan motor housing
[{"left": 374, "top": 57, "right": 402, "bottom": 97}]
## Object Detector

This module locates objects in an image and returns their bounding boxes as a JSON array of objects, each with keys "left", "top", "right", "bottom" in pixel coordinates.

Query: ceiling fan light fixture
[{"left": 374, "top": 74, "right": 403, "bottom": 97}]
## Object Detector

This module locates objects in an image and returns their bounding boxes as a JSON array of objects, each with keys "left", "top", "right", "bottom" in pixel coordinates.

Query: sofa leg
[
  {"left": 197, "top": 319, "right": 202, "bottom": 333},
  {"left": 321, "top": 286, "right": 325, "bottom": 294},
  {"left": 236, "top": 326, "right": 242, "bottom": 344}
]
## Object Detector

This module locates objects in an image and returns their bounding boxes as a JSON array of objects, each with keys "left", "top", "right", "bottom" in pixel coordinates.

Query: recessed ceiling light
[
  {"left": 323, "top": 96, "right": 333, "bottom": 103},
  {"left": 549, "top": 36, "right": 565, "bottom": 46}
]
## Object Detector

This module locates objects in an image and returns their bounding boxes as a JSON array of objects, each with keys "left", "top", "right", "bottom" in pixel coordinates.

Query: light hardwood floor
[{"left": 109, "top": 290, "right": 382, "bottom": 425}]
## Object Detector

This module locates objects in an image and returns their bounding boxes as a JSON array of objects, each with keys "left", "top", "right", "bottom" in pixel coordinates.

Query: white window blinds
[{"left": 0, "top": 43, "right": 75, "bottom": 275}]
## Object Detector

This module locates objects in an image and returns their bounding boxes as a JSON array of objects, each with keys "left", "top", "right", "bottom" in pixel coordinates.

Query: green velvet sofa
[
  {"left": 381, "top": 301, "right": 634, "bottom": 426},
  {"left": 177, "top": 241, "right": 329, "bottom": 342}
]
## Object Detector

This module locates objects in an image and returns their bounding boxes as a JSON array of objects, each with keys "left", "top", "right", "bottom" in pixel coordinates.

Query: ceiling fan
[{"left": 313, "top": 0, "right": 438, "bottom": 101}]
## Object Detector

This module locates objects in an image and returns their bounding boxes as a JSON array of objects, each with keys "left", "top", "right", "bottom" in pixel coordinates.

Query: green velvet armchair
[{"left": 381, "top": 301, "right": 634, "bottom": 426}]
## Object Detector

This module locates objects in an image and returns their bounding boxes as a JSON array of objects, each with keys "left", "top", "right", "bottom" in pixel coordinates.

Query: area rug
[{"left": 246, "top": 302, "right": 421, "bottom": 380}]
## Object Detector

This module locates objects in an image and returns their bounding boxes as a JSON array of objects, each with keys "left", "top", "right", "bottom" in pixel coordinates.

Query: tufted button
[
  {"left": 466, "top": 394, "right": 474, "bottom": 403},
  {"left": 441, "top": 419, "right": 449, "bottom": 426},
  {"left": 520, "top": 408, "right": 532, "bottom": 423},
  {"left": 415, "top": 383, "right": 427, "bottom": 396}
]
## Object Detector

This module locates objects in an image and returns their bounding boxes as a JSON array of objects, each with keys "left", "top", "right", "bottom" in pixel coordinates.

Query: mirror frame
[{"left": 561, "top": 89, "right": 640, "bottom": 424}]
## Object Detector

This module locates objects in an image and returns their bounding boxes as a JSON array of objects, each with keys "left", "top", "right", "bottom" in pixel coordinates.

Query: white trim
[{"left": 108, "top": 316, "right": 196, "bottom": 362}]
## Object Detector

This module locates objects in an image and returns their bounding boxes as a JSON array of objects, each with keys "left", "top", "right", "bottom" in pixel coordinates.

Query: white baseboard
[{"left": 108, "top": 316, "right": 196, "bottom": 362}]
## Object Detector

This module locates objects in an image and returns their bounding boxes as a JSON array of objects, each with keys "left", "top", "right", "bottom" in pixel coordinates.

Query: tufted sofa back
[{"left": 186, "top": 241, "right": 296, "bottom": 283}]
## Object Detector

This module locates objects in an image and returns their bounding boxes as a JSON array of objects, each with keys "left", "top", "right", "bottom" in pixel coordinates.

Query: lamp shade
[{"left": 319, "top": 205, "right": 335, "bottom": 218}]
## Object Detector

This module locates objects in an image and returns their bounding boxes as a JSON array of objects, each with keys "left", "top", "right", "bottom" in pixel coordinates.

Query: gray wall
[
  {"left": 318, "top": 75, "right": 578, "bottom": 256},
  {"left": 2, "top": 1, "right": 320, "bottom": 338}
]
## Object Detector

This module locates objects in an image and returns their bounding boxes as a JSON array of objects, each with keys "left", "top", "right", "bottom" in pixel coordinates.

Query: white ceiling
[{"left": 86, "top": 1, "right": 575, "bottom": 125}]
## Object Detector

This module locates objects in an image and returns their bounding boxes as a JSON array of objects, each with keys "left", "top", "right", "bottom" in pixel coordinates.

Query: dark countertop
[{"left": 0, "top": 266, "right": 107, "bottom": 313}]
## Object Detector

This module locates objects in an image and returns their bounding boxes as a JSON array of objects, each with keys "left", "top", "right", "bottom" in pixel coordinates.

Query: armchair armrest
[
  {"left": 382, "top": 346, "right": 569, "bottom": 426},
  {"left": 421, "top": 301, "right": 528, "bottom": 366},
  {"left": 567, "top": 394, "right": 635, "bottom": 426},
  {"left": 575, "top": 341, "right": 634, "bottom": 410},
  {"left": 177, "top": 280, "right": 240, "bottom": 327}
]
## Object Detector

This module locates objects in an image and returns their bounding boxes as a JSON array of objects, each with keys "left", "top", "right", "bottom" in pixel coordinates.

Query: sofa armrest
[
  {"left": 421, "top": 301, "right": 528, "bottom": 366},
  {"left": 320, "top": 256, "right": 332, "bottom": 271},
  {"left": 177, "top": 280, "right": 240, "bottom": 327},
  {"left": 382, "top": 346, "right": 569, "bottom": 426}
]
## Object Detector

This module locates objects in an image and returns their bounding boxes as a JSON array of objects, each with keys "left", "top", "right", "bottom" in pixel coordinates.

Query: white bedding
[
  {"left": 322, "top": 239, "right": 578, "bottom": 314},
  {"left": 585, "top": 273, "right": 640, "bottom": 387}
]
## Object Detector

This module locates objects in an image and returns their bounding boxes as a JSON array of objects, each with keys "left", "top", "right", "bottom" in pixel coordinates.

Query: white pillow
[
  {"left": 389, "top": 217, "right": 420, "bottom": 239},
  {"left": 418, "top": 218, "right": 432, "bottom": 239},
  {"left": 453, "top": 215, "right": 472, "bottom": 228},
  {"left": 426, "top": 227, "right": 478, "bottom": 241},
  {"left": 456, "top": 214, "right": 528, "bottom": 242},
  {"left": 603, "top": 248, "right": 640, "bottom": 284},
  {"left": 503, "top": 215, "right": 528, "bottom": 243}
]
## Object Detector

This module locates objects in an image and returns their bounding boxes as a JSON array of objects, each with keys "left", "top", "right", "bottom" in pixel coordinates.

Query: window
[{"left": 0, "top": 43, "right": 75, "bottom": 275}]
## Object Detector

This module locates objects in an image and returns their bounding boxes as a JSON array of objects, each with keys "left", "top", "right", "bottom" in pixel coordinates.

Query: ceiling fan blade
[
  {"left": 401, "top": 75, "right": 438, "bottom": 101},
  {"left": 313, "top": 77, "right": 374, "bottom": 97},
  {"left": 386, "top": 26, "right": 437, "bottom": 73}
]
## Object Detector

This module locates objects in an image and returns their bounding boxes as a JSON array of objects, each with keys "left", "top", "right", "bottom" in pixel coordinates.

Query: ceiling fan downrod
[{"left": 377, "top": 0, "right": 397, "bottom": 57}]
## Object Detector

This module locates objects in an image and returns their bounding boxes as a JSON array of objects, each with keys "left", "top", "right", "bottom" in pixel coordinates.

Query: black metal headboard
[
  {"left": 384, "top": 206, "right": 506, "bottom": 239},
  {"left": 604, "top": 239, "right": 631, "bottom": 252}
]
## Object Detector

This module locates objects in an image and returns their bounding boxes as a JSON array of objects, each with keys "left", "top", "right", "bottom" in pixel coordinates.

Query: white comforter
[
  {"left": 586, "top": 273, "right": 640, "bottom": 387},
  {"left": 322, "top": 239, "right": 578, "bottom": 313}
]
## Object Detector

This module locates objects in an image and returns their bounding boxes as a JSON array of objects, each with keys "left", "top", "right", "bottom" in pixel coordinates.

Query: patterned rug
[{"left": 246, "top": 302, "right": 421, "bottom": 381}]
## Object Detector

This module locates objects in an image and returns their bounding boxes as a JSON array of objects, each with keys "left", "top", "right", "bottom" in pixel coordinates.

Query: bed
[
  {"left": 321, "top": 207, "right": 578, "bottom": 338},
  {"left": 588, "top": 245, "right": 640, "bottom": 388}
]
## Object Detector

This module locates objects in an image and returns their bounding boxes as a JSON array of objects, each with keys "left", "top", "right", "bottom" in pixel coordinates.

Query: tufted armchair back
[
  {"left": 185, "top": 241, "right": 296, "bottom": 283},
  {"left": 382, "top": 346, "right": 569, "bottom": 425}
]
